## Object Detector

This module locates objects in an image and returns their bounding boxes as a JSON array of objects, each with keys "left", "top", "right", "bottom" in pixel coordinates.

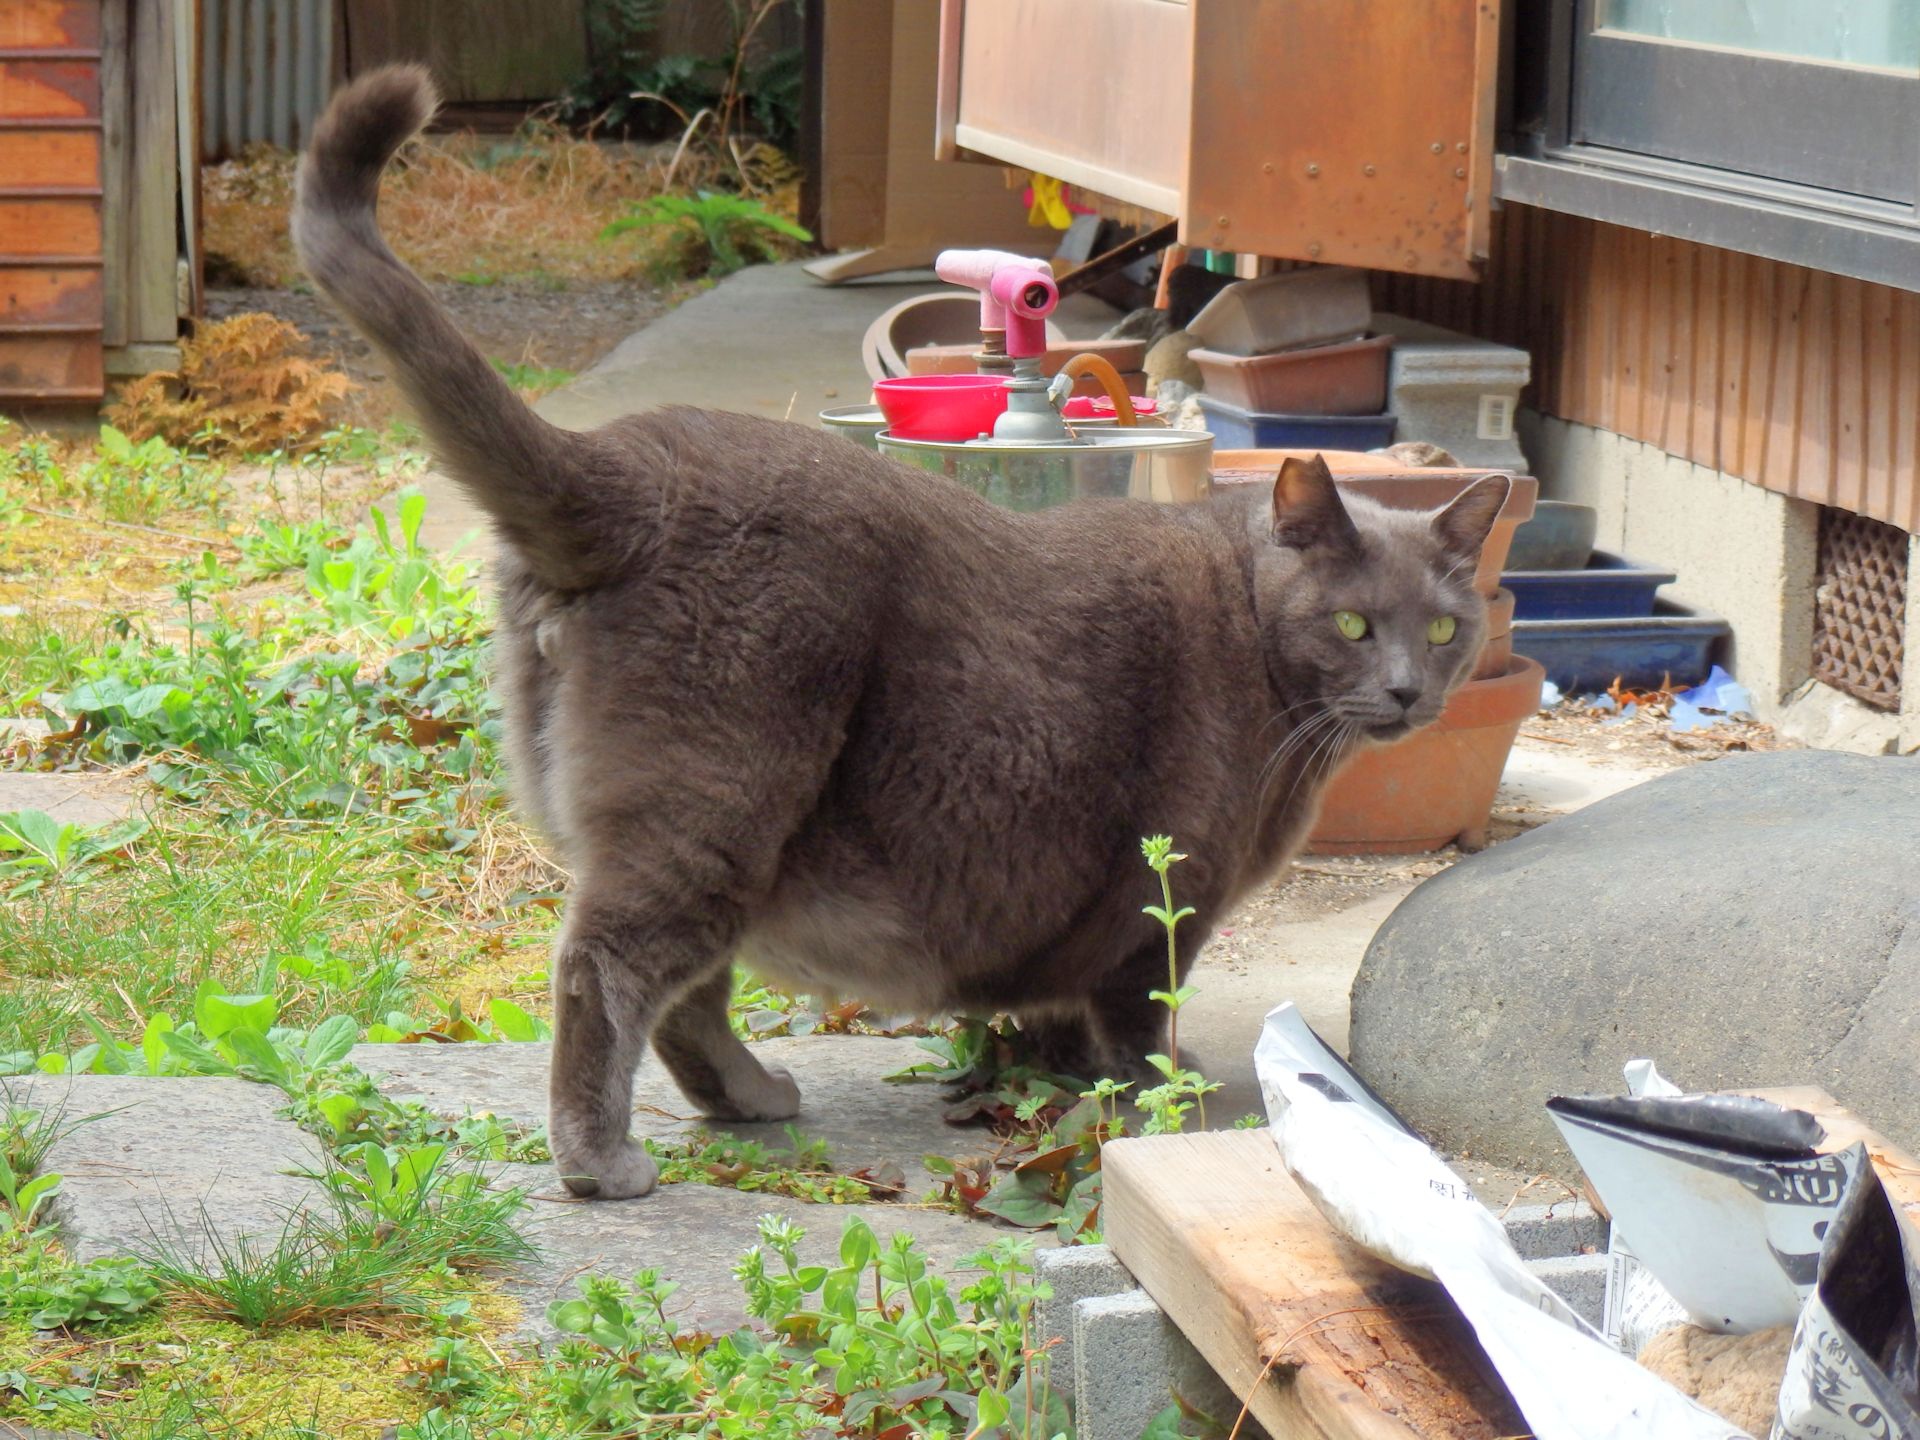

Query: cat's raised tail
[{"left": 293, "top": 65, "right": 609, "bottom": 589}]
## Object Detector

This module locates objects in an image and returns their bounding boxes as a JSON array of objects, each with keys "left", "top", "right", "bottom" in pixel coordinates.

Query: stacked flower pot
[{"left": 1187, "top": 268, "right": 1399, "bottom": 451}]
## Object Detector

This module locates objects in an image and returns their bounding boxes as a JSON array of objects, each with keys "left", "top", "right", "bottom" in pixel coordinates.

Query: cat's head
[{"left": 1247, "top": 455, "right": 1509, "bottom": 743}]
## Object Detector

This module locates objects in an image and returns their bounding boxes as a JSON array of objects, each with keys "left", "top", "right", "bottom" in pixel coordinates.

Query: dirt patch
[
  {"left": 1520, "top": 692, "right": 1798, "bottom": 769},
  {"left": 206, "top": 281, "right": 667, "bottom": 430}
]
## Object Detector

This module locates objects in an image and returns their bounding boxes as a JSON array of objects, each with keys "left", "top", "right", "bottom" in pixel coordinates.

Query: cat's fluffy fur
[{"left": 294, "top": 67, "right": 1508, "bottom": 1199}]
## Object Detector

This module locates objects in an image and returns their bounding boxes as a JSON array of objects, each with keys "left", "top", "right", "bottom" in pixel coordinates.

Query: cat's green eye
[
  {"left": 1334, "top": 610, "right": 1369, "bottom": 641},
  {"left": 1427, "top": 616, "right": 1458, "bottom": 645}
]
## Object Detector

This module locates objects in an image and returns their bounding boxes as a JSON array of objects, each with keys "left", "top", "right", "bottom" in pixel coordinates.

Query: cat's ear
[
  {"left": 1429, "top": 474, "right": 1511, "bottom": 561},
  {"left": 1271, "top": 455, "right": 1359, "bottom": 553}
]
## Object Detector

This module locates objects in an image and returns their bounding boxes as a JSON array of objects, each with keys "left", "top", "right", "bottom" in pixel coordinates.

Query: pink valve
[{"left": 934, "top": 249, "right": 1059, "bottom": 359}]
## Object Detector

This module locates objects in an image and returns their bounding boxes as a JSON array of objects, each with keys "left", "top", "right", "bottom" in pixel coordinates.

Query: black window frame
[{"left": 1501, "top": 0, "right": 1920, "bottom": 293}]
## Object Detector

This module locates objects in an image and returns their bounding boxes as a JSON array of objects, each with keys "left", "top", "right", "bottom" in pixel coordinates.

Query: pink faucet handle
[
  {"left": 985, "top": 265, "right": 1059, "bottom": 358},
  {"left": 934, "top": 249, "right": 1055, "bottom": 337}
]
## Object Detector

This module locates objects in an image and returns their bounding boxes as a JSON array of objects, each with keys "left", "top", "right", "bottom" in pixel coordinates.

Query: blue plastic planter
[
  {"left": 1504, "top": 551, "right": 1676, "bottom": 620},
  {"left": 1511, "top": 601, "right": 1731, "bottom": 692},
  {"left": 1194, "top": 395, "right": 1397, "bottom": 451}
]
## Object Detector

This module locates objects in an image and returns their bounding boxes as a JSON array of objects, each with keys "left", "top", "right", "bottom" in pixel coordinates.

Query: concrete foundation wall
[
  {"left": 1520, "top": 410, "right": 1920, "bottom": 754},
  {"left": 1519, "top": 412, "right": 1821, "bottom": 716}
]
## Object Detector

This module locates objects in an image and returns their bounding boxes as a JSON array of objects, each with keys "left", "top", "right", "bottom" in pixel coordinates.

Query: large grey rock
[
  {"left": 1, "top": 1074, "right": 325, "bottom": 1263},
  {"left": 1351, "top": 751, "right": 1920, "bottom": 1175},
  {"left": 352, "top": 1034, "right": 1001, "bottom": 1192}
]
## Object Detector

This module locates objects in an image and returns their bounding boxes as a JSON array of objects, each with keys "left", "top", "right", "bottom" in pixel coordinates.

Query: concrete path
[{"left": 409, "top": 261, "right": 1119, "bottom": 555}]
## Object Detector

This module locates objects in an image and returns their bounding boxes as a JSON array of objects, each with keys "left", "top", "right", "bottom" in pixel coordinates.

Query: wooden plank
[
  {"left": 0, "top": 332, "right": 104, "bottom": 395},
  {"left": 0, "top": 127, "right": 98, "bottom": 185},
  {"left": 1830, "top": 276, "right": 1866, "bottom": 516},
  {"left": 125, "top": 0, "right": 176, "bottom": 345},
  {"left": 1793, "top": 268, "right": 1836, "bottom": 504},
  {"left": 1862, "top": 283, "right": 1895, "bottom": 524},
  {"left": 1103, "top": 1131, "right": 1524, "bottom": 1440},
  {"left": 1895, "top": 289, "right": 1920, "bottom": 533},
  {"left": 1, "top": 0, "right": 103, "bottom": 48},
  {"left": 342, "top": 0, "right": 588, "bottom": 104},
  {"left": 1642, "top": 232, "right": 1675, "bottom": 455},
  {"left": 98, "top": 0, "right": 125, "bottom": 346},
  {"left": 1690, "top": 242, "right": 1722, "bottom": 472},
  {"left": 0, "top": 59, "right": 101, "bottom": 117},
  {"left": 0, "top": 196, "right": 100, "bottom": 255},
  {"left": 0, "top": 263, "right": 102, "bottom": 324},
  {"left": 1584, "top": 220, "right": 1616, "bottom": 432}
]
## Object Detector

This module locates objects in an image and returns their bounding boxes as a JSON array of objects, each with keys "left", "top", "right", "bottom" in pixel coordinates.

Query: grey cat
[{"left": 293, "top": 67, "right": 1507, "bottom": 1200}]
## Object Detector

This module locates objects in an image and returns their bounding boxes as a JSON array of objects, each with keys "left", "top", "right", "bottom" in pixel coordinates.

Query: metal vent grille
[{"left": 1812, "top": 507, "right": 1908, "bottom": 712}]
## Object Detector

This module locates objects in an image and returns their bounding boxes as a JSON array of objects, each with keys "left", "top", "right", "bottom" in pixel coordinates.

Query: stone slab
[
  {"left": 2, "top": 1074, "right": 325, "bottom": 1264},
  {"left": 1351, "top": 750, "right": 1920, "bottom": 1175},
  {"left": 351, "top": 1033, "right": 1007, "bottom": 1193},
  {"left": 496, "top": 1161, "right": 1049, "bottom": 1342},
  {"left": 0, "top": 769, "right": 139, "bottom": 827}
]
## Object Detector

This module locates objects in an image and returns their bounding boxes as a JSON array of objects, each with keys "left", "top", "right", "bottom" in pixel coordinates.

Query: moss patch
[{"left": 0, "top": 1282, "right": 521, "bottom": 1438}]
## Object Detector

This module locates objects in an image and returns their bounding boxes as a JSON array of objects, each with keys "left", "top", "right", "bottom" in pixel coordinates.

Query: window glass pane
[{"left": 1600, "top": 0, "right": 1920, "bottom": 72}]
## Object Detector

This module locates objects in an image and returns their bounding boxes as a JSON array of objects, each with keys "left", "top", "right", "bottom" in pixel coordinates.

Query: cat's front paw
[{"left": 555, "top": 1137, "right": 658, "bottom": 1200}]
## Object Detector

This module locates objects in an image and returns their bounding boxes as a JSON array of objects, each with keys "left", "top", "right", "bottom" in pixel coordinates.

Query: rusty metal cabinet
[{"left": 936, "top": 0, "right": 1502, "bottom": 281}]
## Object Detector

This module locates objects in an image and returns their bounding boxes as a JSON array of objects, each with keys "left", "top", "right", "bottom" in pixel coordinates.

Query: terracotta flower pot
[
  {"left": 1307, "top": 655, "right": 1545, "bottom": 856},
  {"left": 1208, "top": 455, "right": 1539, "bottom": 599},
  {"left": 1474, "top": 586, "right": 1515, "bottom": 681}
]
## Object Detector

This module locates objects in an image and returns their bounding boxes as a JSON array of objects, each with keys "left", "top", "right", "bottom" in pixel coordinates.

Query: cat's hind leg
[
  {"left": 652, "top": 968, "right": 800, "bottom": 1121},
  {"left": 548, "top": 890, "right": 743, "bottom": 1199}
]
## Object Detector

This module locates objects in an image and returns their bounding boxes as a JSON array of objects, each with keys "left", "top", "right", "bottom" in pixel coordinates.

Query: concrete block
[
  {"left": 1500, "top": 1199, "right": 1608, "bottom": 1261},
  {"left": 1072, "top": 1290, "right": 1247, "bottom": 1440},
  {"left": 1526, "top": 1253, "right": 1610, "bottom": 1330},
  {"left": 1522, "top": 411, "right": 1627, "bottom": 551},
  {"left": 1777, "top": 678, "right": 1903, "bottom": 755},
  {"left": 1385, "top": 338, "right": 1531, "bottom": 472},
  {"left": 1034, "top": 1244, "right": 1134, "bottom": 1353}
]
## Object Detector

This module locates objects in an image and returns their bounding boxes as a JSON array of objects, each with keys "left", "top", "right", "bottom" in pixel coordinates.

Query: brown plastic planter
[
  {"left": 1307, "top": 655, "right": 1546, "bottom": 855},
  {"left": 1189, "top": 335, "right": 1393, "bottom": 415}
]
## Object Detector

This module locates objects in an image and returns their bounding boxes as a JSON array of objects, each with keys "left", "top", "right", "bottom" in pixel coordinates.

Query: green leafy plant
[
  {"left": 601, "top": 189, "right": 811, "bottom": 278},
  {"left": 1136, "top": 837, "right": 1219, "bottom": 1135},
  {"left": 0, "top": 809, "right": 150, "bottom": 899},
  {"left": 236, "top": 517, "right": 347, "bottom": 579},
  {"left": 527, "top": 1213, "right": 1063, "bottom": 1439}
]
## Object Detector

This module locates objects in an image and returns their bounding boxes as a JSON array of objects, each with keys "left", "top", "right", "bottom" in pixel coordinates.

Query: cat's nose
[{"left": 1387, "top": 686, "right": 1421, "bottom": 713}]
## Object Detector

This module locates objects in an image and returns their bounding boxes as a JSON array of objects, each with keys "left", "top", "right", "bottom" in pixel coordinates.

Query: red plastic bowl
[{"left": 872, "top": 374, "right": 1009, "bottom": 441}]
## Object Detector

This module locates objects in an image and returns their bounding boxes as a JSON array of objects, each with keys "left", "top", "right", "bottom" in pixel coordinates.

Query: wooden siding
[
  {"left": 1372, "top": 205, "right": 1920, "bottom": 534},
  {"left": 0, "top": 0, "right": 105, "bottom": 401}
]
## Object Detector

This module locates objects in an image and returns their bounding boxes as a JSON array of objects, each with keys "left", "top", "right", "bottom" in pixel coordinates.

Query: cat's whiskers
[{"left": 1251, "top": 709, "right": 1341, "bottom": 818}]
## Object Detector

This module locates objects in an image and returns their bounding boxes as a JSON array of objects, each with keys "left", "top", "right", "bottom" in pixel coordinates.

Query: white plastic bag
[{"left": 1255, "top": 1003, "right": 1751, "bottom": 1440}]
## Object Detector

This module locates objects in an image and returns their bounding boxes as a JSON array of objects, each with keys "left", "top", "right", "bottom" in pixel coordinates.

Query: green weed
[{"left": 602, "top": 189, "right": 811, "bottom": 278}]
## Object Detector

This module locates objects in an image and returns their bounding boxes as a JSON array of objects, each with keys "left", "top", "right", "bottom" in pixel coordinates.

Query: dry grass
[{"left": 205, "top": 122, "right": 692, "bottom": 290}]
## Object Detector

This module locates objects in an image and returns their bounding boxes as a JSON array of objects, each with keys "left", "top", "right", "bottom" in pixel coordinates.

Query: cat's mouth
[{"left": 1365, "top": 718, "right": 1416, "bottom": 742}]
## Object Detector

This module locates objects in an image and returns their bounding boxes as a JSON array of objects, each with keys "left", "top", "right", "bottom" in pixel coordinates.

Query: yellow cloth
[{"left": 1027, "top": 173, "right": 1074, "bottom": 229}]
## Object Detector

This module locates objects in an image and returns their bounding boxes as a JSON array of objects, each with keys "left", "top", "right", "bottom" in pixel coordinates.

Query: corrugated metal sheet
[
  {"left": 1373, "top": 205, "right": 1920, "bottom": 535},
  {"left": 200, "top": 0, "right": 333, "bottom": 160}
]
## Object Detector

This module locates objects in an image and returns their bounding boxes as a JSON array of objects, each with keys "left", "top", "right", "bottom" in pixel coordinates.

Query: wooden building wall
[
  {"left": 1373, "top": 205, "right": 1920, "bottom": 535},
  {"left": 1, "top": 0, "right": 107, "bottom": 401}
]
